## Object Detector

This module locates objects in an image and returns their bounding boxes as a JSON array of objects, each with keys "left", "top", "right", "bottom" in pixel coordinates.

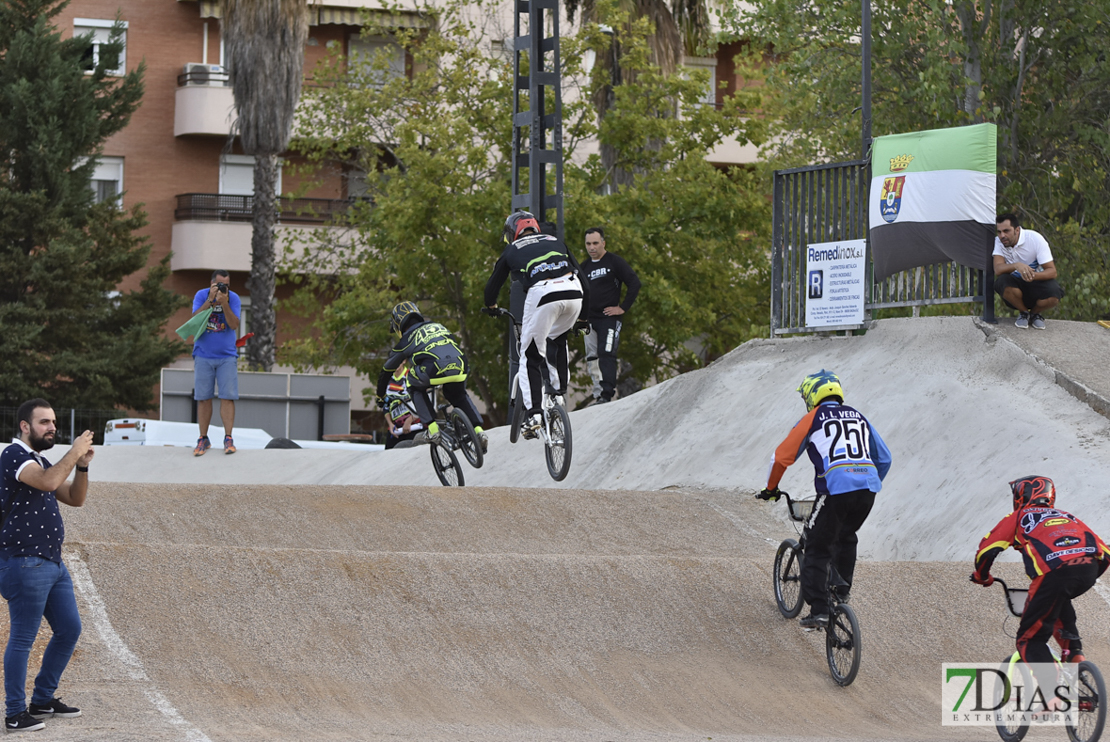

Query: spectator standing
[
  {"left": 993, "top": 213, "right": 1065, "bottom": 330},
  {"left": 582, "top": 227, "right": 640, "bottom": 404},
  {"left": 0, "top": 399, "right": 94, "bottom": 732},
  {"left": 191, "top": 270, "right": 241, "bottom": 456}
]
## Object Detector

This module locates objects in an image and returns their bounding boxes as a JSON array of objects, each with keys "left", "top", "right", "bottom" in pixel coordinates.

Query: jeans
[{"left": 0, "top": 556, "right": 82, "bottom": 717}]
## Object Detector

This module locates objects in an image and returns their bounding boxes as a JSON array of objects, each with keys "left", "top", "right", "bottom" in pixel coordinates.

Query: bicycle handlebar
[{"left": 482, "top": 306, "right": 513, "bottom": 319}]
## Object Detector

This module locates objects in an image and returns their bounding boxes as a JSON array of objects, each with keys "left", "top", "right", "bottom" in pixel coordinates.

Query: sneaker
[
  {"left": 1030, "top": 313, "right": 1046, "bottom": 330},
  {"left": 595, "top": 396, "right": 611, "bottom": 405},
  {"left": 1015, "top": 312, "right": 1030, "bottom": 329},
  {"left": 427, "top": 422, "right": 441, "bottom": 444},
  {"left": 799, "top": 612, "right": 829, "bottom": 629},
  {"left": 28, "top": 698, "right": 80, "bottom": 719},
  {"left": 223, "top": 435, "right": 236, "bottom": 455},
  {"left": 474, "top": 427, "right": 488, "bottom": 454},
  {"left": 4, "top": 711, "right": 45, "bottom": 732},
  {"left": 834, "top": 588, "right": 851, "bottom": 604},
  {"left": 521, "top": 414, "right": 541, "bottom": 440},
  {"left": 192, "top": 436, "right": 211, "bottom": 457}
]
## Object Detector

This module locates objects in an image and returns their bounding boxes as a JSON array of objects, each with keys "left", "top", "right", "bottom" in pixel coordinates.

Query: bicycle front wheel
[
  {"left": 430, "top": 440, "right": 464, "bottom": 487},
  {"left": 995, "top": 653, "right": 1030, "bottom": 742},
  {"left": 826, "top": 603, "right": 861, "bottom": 686},
  {"left": 544, "top": 404, "right": 572, "bottom": 481},
  {"left": 450, "top": 410, "right": 484, "bottom": 469},
  {"left": 508, "top": 394, "right": 525, "bottom": 444},
  {"left": 1067, "top": 660, "right": 1106, "bottom": 742},
  {"left": 772, "top": 539, "right": 804, "bottom": 618}
]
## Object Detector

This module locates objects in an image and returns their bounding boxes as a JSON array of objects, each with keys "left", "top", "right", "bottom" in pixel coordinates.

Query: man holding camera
[{"left": 190, "top": 270, "right": 241, "bottom": 456}]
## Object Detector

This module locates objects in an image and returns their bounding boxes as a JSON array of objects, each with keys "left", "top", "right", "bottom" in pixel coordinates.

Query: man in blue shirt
[
  {"left": 0, "top": 399, "right": 94, "bottom": 732},
  {"left": 190, "top": 270, "right": 242, "bottom": 456}
]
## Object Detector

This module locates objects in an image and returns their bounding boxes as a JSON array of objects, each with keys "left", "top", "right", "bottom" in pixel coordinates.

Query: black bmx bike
[
  {"left": 484, "top": 307, "right": 573, "bottom": 481},
  {"left": 416, "top": 385, "right": 484, "bottom": 487},
  {"left": 989, "top": 577, "right": 1105, "bottom": 742},
  {"left": 769, "top": 491, "right": 862, "bottom": 686}
]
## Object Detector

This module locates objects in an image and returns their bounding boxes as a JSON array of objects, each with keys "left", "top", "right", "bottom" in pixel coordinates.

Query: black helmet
[
  {"left": 389, "top": 301, "right": 423, "bottom": 335},
  {"left": 503, "top": 211, "right": 540, "bottom": 243},
  {"left": 1010, "top": 475, "right": 1056, "bottom": 510}
]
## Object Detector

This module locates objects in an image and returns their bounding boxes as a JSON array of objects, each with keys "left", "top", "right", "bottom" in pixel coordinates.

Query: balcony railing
[{"left": 174, "top": 194, "right": 367, "bottom": 224}]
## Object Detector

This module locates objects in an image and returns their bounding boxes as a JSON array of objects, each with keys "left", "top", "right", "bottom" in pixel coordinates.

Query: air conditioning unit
[{"left": 182, "top": 62, "right": 228, "bottom": 87}]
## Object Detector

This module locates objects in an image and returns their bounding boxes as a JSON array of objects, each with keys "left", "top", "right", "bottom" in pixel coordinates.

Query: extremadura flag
[{"left": 868, "top": 123, "right": 996, "bottom": 280}]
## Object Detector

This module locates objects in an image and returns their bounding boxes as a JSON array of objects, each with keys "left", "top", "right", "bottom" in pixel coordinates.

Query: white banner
[{"left": 804, "top": 239, "right": 866, "bottom": 328}]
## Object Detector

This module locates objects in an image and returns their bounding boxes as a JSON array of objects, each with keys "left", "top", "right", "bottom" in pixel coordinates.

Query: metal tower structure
[{"left": 510, "top": 0, "right": 564, "bottom": 241}]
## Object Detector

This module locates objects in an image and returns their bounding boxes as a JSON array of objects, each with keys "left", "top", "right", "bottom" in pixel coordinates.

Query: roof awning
[{"left": 192, "top": 2, "right": 427, "bottom": 28}]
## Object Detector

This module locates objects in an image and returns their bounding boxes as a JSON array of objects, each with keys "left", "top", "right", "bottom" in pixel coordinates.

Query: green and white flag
[{"left": 869, "top": 123, "right": 996, "bottom": 280}]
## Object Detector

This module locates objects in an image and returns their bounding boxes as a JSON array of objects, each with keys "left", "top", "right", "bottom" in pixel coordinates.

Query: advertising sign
[{"left": 804, "top": 239, "right": 866, "bottom": 328}]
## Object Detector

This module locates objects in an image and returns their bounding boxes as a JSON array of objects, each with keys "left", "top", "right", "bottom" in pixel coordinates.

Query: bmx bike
[
  {"left": 989, "top": 577, "right": 1105, "bottom": 742},
  {"left": 769, "top": 491, "right": 862, "bottom": 686},
  {"left": 392, "top": 384, "right": 484, "bottom": 487},
  {"left": 483, "top": 307, "right": 573, "bottom": 481}
]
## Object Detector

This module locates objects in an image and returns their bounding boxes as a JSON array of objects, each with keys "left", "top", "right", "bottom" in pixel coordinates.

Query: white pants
[{"left": 518, "top": 276, "right": 583, "bottom": 412}]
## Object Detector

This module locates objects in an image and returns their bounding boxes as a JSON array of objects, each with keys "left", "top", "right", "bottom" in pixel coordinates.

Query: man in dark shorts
[{"left": 993, "top": 213, "right": 1065, "bottom": 330}]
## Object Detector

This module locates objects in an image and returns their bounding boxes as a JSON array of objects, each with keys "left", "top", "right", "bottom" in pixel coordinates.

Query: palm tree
[
  {"left": 220, "top": 0, "right": 309, "bottom": 371},
  {"left": 568, "top": 0, "right": 713, "bottom": 191}
]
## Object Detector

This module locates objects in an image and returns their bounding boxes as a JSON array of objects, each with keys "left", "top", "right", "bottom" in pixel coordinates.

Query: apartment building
[{"left": 58, "top": 0, "right": 753, "bottom": 424}]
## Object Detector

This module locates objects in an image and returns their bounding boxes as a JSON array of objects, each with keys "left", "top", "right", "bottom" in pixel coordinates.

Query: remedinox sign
[{"left": 804, "top": 239, "right": 866, "bottom": 328}]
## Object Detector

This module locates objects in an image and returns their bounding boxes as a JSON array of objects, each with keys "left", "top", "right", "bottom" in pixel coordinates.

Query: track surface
[{"left": 7, "top": 316, "right": 1110, "bottom": 740}]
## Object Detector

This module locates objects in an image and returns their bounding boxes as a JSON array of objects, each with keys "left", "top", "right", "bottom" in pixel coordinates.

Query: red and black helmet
[
  {"left": 1010, "top": 475, "right": 1056, "bottom": 510},
  {"left": 503, "top": 211, "right": 540, "bottom": 243}
]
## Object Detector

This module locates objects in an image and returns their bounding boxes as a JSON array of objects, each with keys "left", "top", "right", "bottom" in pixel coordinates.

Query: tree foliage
[
  {"left": 0, "top": 0, "right": 185, "bottom": 410},
  {"left": 284, "top": 0, "right": 769, "bottom": 422},
  {"left": 734, "top": 0, "right": 1110, "bottom": 319}
]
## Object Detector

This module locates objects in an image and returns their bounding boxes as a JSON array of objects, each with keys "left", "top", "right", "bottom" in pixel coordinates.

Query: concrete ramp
[{"left": 28, "top": 484, "right": 1110, "bottom": 741}]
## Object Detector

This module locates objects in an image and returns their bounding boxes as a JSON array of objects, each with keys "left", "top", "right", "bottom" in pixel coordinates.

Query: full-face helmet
[
  {"left": 1010, "top": 475, "right": 1056, "bottom": 510},
  {"left": 503, "top": 211, "right": 540, "bottom": 243},
  {"left": 797, "top": 369, "right": 844, "bottom": 412}
]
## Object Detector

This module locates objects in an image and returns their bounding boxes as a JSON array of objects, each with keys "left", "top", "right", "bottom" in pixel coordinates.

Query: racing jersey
[
  {"left": 383, "top": 367, "right": 419, "bottom": 429},
  {"left": 376, "top": 321, "right": 468, "bottom": 398},
  {"left": 767, "top": 401, "right": 892, "bottom": 496},
  {"left": 974, "top": 506, "right": 1110, "bottom": 580},
  {"left": 485, "top": 232, "right": 589, "bottom": 311}
]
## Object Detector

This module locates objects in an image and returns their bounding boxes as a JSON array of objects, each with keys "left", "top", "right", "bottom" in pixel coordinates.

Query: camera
[{"left": 216, "top": 282, "right": 228, "bottom": 294}]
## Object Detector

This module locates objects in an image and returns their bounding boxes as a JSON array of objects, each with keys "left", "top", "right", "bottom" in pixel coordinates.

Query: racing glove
[
  {"left": 756, "top": 488, "right": 783, "bottom": 502},
  {"left": 969, "top": 572, "right": 994, "bottom": 587}
]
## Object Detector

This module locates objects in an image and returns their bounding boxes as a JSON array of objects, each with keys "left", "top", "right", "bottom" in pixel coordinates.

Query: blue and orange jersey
[
  {"left": 766, "top": 401, "right": 891, "bottom": 496},
  {"left": 974, "top": 506, "right": 1110, "bottom": 581}
]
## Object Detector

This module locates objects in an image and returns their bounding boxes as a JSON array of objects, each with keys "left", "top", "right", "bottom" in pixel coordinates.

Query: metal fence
[
  {"left": 771, "top": 160, "right": 988, "bottom": 335},
  {"left": 174, "top": 194, "right": 366, "bottom": 224},
  {"left": 0, "top": 407, "right": 130, "bottom": 447}
]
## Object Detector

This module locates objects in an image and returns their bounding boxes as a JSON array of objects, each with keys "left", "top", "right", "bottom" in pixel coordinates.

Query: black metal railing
[
  {"left": 174, "top": 194, "right": 367, "bottom": 224},
  {"left": 176, "top": 69, "right": 231, "bottom": 87},
  {"left": 0, "top": 407, "right": 129, "bottom": 447}
]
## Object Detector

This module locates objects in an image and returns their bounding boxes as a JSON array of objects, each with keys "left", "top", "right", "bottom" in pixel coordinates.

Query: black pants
[
  {"left": 993, "top": 273, "right": 1065, "bottom": 311},
  {"left": 1017, "top": 561, "right": 1099, "bottom": 693},
  {"left": 409, "top": 380, "right": 482, "bottom": 429},
  {"left": 585, "top": 316, "right": 621, "bottom": 401},
  {"left": 801, "top": 489, "right": 876, "bottom": 615}
]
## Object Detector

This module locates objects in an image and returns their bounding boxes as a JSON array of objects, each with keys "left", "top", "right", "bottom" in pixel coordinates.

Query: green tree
[
  {"left": 284, "top": 0, "right": 769, "bottom": 423},
  {"left": 221, "top": 0, "right": 309, "bottom": 371},
  {"left": 0, "top": 0, "right": 184, "bottom": 411},
  {"left": 735, "top": 0, "right": 1110, "bottom": 319}
]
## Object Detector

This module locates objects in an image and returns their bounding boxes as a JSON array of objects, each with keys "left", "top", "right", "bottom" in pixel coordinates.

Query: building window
[
  {"left": 75, "top": 19, "right": 128, "bottom": 76},
  {"left": 91, "top": 156, "right": 124, "bottom": 204},
  {"left": 348, "top": 36, "right": 405, "bottom": 86},
  {"left": 219, "top": 155, "right": 282, "bottom": 196},
  {"left": 684, "top": 56, "right": 718, "bottom": 108}
]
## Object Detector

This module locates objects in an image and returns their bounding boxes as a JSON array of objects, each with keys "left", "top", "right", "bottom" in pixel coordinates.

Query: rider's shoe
[
  {"left": 834, "top": 587, "right": 851, "bottom": 604},
  {"left": 474, "top": 426, "right": 489, "bottom": 453},
  {"left": 799, "top": 612, "right": 829, "bottom": 629},
  {"left": 521, "top": 414, "right": 542, "bottom": 440},
  {"left": 427, "top": 421, "right": 441, "bottom": 444}
]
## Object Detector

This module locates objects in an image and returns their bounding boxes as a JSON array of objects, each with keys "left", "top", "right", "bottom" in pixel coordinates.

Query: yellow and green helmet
[{"left": 797, "top": 369, "right": 844, "bottom": 411}]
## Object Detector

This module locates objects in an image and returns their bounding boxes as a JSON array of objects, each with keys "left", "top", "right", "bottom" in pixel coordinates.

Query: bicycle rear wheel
[
  {"left": 450, "top": 410, "right": 484, "bottom": 469},
  {"left": 772, "top": 539, "right": 804, "bottom": 618},
  {"left": 1067, "top": 660, "right": 1106, "bottom": 742},
  {"left": 544, "top": 404, "right": 572, "bottom": 481},
  {"left": 826, "top": 603, "right": 861, "bottom": 686},
  {"left": 430, "top": 441, "right": 464, "bottom": 486},
  {"left": 995, "top": 654, "right": 1030, "bottom": 742}
]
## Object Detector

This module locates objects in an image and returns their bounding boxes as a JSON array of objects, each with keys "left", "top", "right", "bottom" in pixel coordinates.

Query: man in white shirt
[{"left": 993, "top": 213, "right": 1065, "bottom": 329}]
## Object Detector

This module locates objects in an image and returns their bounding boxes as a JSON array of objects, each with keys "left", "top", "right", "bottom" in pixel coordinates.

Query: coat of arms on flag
[{"left": 879, "top": 176, "right": 906, "bottom": 223}]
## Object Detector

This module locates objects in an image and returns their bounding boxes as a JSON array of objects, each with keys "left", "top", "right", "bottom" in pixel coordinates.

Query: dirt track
[{"left": 7, "top": 483, "right": 1105, "bottom": 741}]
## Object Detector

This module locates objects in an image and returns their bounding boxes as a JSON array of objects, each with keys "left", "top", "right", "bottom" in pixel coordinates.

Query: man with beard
[{"left": 0, "top": 399, "right": 93, "bottom": 732}]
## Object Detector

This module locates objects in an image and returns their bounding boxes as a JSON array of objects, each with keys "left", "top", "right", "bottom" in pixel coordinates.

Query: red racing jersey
[{"left": 974, "top": 506, "right": 1110, "bottom": 581}]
